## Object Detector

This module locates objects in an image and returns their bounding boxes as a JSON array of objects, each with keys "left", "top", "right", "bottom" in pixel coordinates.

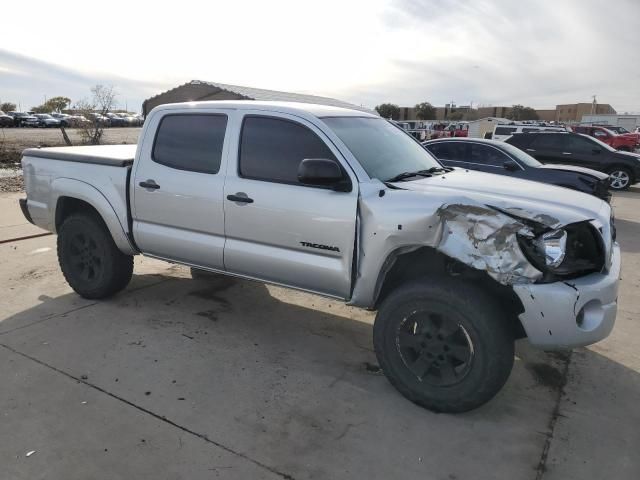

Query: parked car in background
[
  {"left": 572, "top": 125, "right": 638, "bottom": 151},
  {"left": 105, "top": 112, "right": 126, "bottom": 127},
  {"left": 86, "top": 113, "right": 110, "bottom": 126},
  {"left": 61, "top": 115, "right": 91, "bottom": 128},
  {"left": 33, "top": 113, "right": 61, "bottom": 128},
  {"left": 0, "top": 111, "right": 13, "bottom": 127},
  {"left": 8, "top": 112, "right": 38, "bottom": 127},
  {"left": 51, "top": 113, "right": 70, "bottom": 122},
  {"left": 423, "top": 138, "right": 611, "bottom": 200},
  {"left": 492, "top": 124, "right": 566, "bottom": 141},
  {"left": 20, "top": 114, "right": 41, "bottom": 128},
  {"left": 592, "top": 125, "right": 640, "bottom": 146},
  {"left": 506, "top": 132, "right": 640, "bottom": 190}
]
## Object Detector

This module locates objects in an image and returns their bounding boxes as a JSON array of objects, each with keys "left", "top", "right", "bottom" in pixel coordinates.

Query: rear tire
[
  {"left": 374, "top": 279, "right": 515, "bottom": 413},
  {"left": 57, "top": 213, "right": 133, "bottom": 299},
  {"left": 608, "top": 167, "right": 632, "bottom": 190}
]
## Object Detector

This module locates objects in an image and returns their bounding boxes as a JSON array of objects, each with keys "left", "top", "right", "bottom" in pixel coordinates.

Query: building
[
  {"left": 534, "top": 109, "right": 556, "bottom": 122},
  {"left": 581, "top": 114, "right": 640, "bottom": 131},
  {"left": 398, "top": 106, "right": 417, "bottom": 121},
  {"left": 555, "top": 103, "right": 616, "bottom": 123},
  {"left": 476, "top": 106, "right": 513, "bottom": 119},
  {"left": 142, "top": 80, "right": 374, "bottom": 116}
]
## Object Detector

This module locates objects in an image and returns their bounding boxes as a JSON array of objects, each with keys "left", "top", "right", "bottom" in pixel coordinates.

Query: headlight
[
  {"left": 537, "top": 229, "right": 567, "bottom": 267},
  {"left": 518, "top": 222, "right": 604, "bottom": 279}
]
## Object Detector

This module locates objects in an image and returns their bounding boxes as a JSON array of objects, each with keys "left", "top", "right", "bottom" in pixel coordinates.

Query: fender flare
[{"left": 51, "top": 177, "right": 137, "bottom": 255}]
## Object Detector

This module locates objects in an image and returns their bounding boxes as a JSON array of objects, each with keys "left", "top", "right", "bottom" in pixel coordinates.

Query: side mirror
[
  {"left": 298, "top": 158, "right": 350, "bottom": 191},
  {"left": 503, "top": 160, "right": 519, "bottom": 171}
]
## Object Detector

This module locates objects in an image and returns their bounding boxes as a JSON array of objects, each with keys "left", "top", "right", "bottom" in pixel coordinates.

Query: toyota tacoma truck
[{"left": 20, "top": 101, "right": 620, "bottom": 413}]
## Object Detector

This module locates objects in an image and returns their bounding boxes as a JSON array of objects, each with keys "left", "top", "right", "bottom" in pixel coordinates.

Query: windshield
[
  {"left": 499, "top": 141, "right": 542, "bottom": 167},
  {"left": 322, "top": 117, "right": 441, "bottom": 181},
  {"left": 36, "top": 114, "right": 52, "bottom": 119}
]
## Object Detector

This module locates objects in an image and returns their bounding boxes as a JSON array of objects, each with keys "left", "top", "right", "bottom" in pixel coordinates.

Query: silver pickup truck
[{"left": 20, "top": 101, "right": 620, "bottom": 413}]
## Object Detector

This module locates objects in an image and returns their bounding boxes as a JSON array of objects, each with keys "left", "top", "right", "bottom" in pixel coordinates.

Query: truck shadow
[{"left": 1, "top": 269, "right": 638, "bottom": 477}]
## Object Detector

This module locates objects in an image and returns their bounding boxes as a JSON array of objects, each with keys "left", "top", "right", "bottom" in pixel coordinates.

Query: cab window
[
  {"left": 152, "top": 114, "right": 227, "bottom": 173},
  {"left": 239, "top": 116, "right": 336, "bottom": 185}
]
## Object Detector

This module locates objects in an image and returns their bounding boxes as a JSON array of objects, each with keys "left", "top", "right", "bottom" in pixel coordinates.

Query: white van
[{"left": 491, "top": 124, "right": 566, "bottom": 141}]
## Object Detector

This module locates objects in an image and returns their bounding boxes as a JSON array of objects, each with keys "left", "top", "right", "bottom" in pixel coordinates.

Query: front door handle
[
  {"left": 562, "top": 152, "right": 572, "bottom": 155},
  {"left": 139, "top": 179, "right": 160, "bottom": 190},
  {"left": 227, "top": 193, "right": 254, "bottom": 204}
]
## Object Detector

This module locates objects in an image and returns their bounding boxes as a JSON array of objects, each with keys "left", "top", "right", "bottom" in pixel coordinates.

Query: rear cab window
[
  {"left": 494, "top": 126, "right": 517, "bottom": 136},
  {"left": 152, "top": 114, "right": 228, "bottom": 173},
  {"left": 238, "top": 115, "right": 337, "bottom": 185}
]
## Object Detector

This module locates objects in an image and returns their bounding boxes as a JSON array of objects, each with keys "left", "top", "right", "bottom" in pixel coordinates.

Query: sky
[{"left": 1, "top": 0, "right": 639, "bottom": 114}]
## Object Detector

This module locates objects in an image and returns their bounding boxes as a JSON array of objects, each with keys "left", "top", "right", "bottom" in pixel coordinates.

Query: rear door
[
  {"left": 223, "top": 112, "right": 358, "bottom": 299},
  {"left": 132, "top": 110, "right": 230, "bottom": 269},
  {"left": 524, "top": 134, "right": 567, "bottom": 164}
]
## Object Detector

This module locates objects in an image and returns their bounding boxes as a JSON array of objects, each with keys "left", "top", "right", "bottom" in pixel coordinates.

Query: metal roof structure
[{"left": 142, "top": 80, "right": 374, "bottom": 116}]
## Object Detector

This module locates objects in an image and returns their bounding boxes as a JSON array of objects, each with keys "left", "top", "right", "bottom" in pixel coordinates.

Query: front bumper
[{"left": 513, "top": 243, "right": 621, "bottom": 349}]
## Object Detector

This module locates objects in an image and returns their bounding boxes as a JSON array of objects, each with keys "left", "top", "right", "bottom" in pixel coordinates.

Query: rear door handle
[
  {"left": 227, "top": 193, "right": 254, "bottom": 204},
  {"left": 562, "top": 152, "right": 572, "bottom": 155},
  {"left": 139, "top": 179, "right": 160, "bottom": 190},
  {"left": 526, "top": 148, "right": 536, "bottom": 152}
]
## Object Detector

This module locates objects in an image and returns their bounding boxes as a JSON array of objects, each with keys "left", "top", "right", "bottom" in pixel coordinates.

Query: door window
[
  {"left": 530, "top": 134, "right": 563, "bottom": 150},
  {"left": 152, "top": 114, "right": 227, "bottom": 173},
  {"left": 239, "top": 116, "right": 337, "bottom": 184},
  {"left": 427, "top": 142, "right": 469, "bottom": 160},
  {"left": 564, "top": 135, "right": 596, "bottom": 153},
  {"left": 470, "top": 144, "right": 509, "bottom": 166}
]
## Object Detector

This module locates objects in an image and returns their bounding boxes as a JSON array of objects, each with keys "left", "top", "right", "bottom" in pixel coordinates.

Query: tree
[
  {"left": 46, "top": 96, "right": 71, "bottom": 113},
  {"left": 31, "top": 104, "right": 50, "bottom": 113},
  {"left": 0, "top": 102, "right": 16, "bottom": 112},
  {"left": 414, "top": 102, "right": 436, "bottom": 120},
  {"left": 508, "top": 105, "right": 539, "bottom": 121},
  {"left": 75, "top": 84, "right": 117, "bottom": 145},
  {"left": 375, "top": 103, "right": 400, "bottom": 120}
]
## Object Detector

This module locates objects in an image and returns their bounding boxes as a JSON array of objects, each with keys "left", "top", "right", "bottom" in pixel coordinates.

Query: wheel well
[
  {"left": 55, "top": 197, "right": 103, "bottom": 230},
  {"left": 375, "top": 246, "right": 527, "bottom": 339}
]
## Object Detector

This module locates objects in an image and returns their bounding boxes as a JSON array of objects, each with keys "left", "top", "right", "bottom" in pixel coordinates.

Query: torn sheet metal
[{"left": 435, "top": 203, "right": 543, "bottom": 285}]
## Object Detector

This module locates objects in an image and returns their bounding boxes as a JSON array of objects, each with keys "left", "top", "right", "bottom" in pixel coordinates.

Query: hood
[
  {"left": 538, "top": 163, "right": 609, "bottom": 180},
  {"left": 391, "top": 168, "right": 610, "bottom": 229},
  {"left": 615, "top": 150, "right": 640, "bottom": 161}
]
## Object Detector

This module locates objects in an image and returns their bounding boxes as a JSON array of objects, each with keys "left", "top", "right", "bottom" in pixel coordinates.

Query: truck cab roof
[{"left": 151, "top": 100, "right": 379, "bottom": 120}]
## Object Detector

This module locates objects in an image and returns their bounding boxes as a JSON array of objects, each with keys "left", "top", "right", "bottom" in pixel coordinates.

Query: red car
[{"left": 572, "top": 125, "right": 638, "bottom": 151}]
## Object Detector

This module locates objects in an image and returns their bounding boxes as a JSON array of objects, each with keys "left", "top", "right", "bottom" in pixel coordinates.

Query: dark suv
[{"left": 506, "top": 132, "right": 640, "bottom": 190}]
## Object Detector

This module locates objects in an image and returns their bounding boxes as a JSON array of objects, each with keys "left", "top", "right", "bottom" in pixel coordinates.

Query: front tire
[
  {"left": 58, "top": 213, "right": 133, "bottom": 299},
  {"left": 374, "top": 279, "right": 515, "bottom": 413}
]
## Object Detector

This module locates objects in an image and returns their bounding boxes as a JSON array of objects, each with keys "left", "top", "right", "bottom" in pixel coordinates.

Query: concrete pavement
[{"left": 0, "top": 191, "right": 638, "bottom": 479}]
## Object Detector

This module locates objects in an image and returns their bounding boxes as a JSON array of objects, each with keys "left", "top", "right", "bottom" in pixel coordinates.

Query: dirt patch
[
  {"left": 0, "top": 149, "right": 21, "bottom": 166},
  {"left": 527, "top": 362, "right": 566, "bottom": 390},
  {"left": 0, "top": 174, "right": 24, "bottom": 193}
]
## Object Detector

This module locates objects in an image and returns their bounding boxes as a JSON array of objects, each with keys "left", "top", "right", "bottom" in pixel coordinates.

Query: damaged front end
[{"left": 350, "top": 182, "right": 611, "bottom": 308}]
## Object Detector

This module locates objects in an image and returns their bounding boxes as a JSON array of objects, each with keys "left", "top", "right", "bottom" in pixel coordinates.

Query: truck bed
[{"left": 22, "top": 144, "right": 136, "bottom": 167}]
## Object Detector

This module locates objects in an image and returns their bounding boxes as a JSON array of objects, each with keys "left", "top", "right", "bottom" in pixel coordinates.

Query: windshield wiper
[{"left": 385, "top": 169, "right": 434, "bottom": 183}]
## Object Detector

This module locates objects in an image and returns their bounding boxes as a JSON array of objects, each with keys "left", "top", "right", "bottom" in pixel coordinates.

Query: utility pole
[{"left": 591, "top": 95, "right": 597, "bottom": 115}]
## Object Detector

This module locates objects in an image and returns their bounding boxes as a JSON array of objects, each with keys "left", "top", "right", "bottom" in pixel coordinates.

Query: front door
[
  {"left": 132, "top": 111, "right": 231, "bottom": 269},
  {"left": 223, "top": 113, "right": 358, "bottom": 299}
]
